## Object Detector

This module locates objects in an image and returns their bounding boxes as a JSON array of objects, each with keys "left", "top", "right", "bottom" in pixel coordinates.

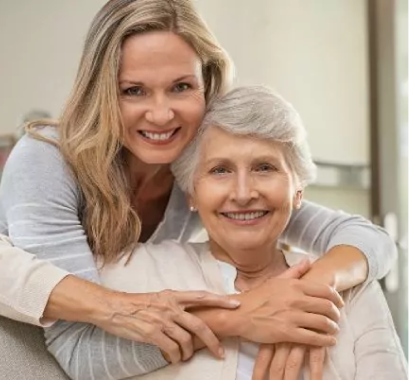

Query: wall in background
[{"left": 0, "top": 0, "right": 105, "bottom": 134}]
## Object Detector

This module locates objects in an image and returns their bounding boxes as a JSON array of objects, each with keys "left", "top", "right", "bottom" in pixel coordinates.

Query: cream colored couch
[{"left": 0, "top": 316, "right": 69, "bottom": 379}]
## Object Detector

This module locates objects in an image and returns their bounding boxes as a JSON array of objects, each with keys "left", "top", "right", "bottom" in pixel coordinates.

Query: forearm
[
  {"left": 0, "top": 244, "right": 167, "bottom": 380},
  {"left": 44, "top": 274, "right": 118, "bottom": 323},
  {"left": 302, "top": 245, "right": 368, "bottom": 292},
  {"left": 46, "top": 319, "right": 167, "bottom": 380},
  {"left": 190, "top": 295, "right": 243, "bottom": 352},
  {"left": 0, "top": 234, "right": 107, "bottom": 326},
  {"left": 282, "top": 201, "right": 397, "bottom": 281},
  {"left": 0, "top": 237, "right": 69, "bottom": 326},
  {"left": 46, "top": 283, "right": 170, "bottom": 379}
]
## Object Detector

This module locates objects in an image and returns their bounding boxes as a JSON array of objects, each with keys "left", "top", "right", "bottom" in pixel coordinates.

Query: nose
[
  {"left": 230, "top": 172, "right": 259, "bottom": 205},
  {"left": 145, "top": 95, "right": 175, "bottom": 126}
]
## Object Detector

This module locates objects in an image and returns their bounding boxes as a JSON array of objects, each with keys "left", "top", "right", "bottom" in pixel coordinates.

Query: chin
[
  {"left": 225, "top": 239, "right": 265, "bottom": 252},
  {"left": 136, "top": 151, "right": 180, "bottom": 165}
]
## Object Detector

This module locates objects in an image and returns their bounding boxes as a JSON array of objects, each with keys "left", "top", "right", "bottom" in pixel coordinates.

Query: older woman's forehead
[{"left": 197, "top": 127, "right": 287, "bottom": 163}]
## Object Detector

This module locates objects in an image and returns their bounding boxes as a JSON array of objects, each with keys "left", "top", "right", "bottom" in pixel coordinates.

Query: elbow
[
  {"left": 47, "top": 343, "right": 113, "bottom": 380},
  {"left": 352, "top": 223, "right": 398, "bottom": 280},
  {"left": 45, "top": 323, "right": 113, "bottom": 380},
  {"left": 376, "top": 227, "right": 398, "bottom": 279},
  {"left": 326, "top": 216, "right": 398, "bottom": 280}
]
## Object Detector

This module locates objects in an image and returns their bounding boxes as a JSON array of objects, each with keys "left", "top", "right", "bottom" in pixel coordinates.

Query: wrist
[
  {"left": 44, "top": 275, "right": 126, "bottom": 324},
  {"left": 90, "top": 290, "right": 151, "bottom": 327},
  {"left": 190, "top": 294, "right": 244, "bottom": 339},
  {"left": 216, "top": 295, "right": 247, "bottom": 337}
]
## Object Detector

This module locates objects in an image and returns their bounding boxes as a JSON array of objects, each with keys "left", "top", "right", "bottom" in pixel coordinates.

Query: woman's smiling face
[
  {"left": 118, "top": 31, "right": 206, "bottom": 165},
  {"left": 190, "top": 127, "right": 303, "bottom": 254}
]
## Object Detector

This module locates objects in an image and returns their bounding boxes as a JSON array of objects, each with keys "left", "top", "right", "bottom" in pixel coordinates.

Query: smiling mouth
[
  {"left": 138, "top": 127, "right": 181, "bottom": 141},
  {"left": 221, "top": 211, "right": 269, "bottom": 221}
]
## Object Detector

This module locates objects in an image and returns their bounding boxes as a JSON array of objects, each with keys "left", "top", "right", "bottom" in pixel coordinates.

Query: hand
[
  {"left": 95, "top": 289, "right": 240, "bottom": 364},
  {"left": 252, "top": 343, "right": 325, "bottom": 380},
  {"left": 229, "top": 261, "right": 344, "bottom": 346}
]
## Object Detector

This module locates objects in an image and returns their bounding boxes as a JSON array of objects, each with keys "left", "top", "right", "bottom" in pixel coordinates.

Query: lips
[
  {"left": 221, "top": 211, "right": 269, "bottom": 221},
  {"left": 138, "top": 127, "right": 180, "bottom": 141}
]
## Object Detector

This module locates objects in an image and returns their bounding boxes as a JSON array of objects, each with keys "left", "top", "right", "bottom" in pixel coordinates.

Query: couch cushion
[{"left": 0, "top": 316, "right": 69, "bottom": 380}]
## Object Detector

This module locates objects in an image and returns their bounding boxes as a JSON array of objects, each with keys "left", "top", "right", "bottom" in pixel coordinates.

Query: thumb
[{"left": 279, "top": 259, "right": 311, "bottom": 279}]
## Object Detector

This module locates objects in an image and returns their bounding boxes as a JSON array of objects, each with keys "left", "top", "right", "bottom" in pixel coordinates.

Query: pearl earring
[{"left": 190, "top": 206, "right": 197, "bottom": 212}]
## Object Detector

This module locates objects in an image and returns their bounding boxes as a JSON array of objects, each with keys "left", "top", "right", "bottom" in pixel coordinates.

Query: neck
[
  {"left": 124, "top": 150, "right": 172, "bottom": 195},
  {"left": 209, "top": 240, "right": 288, "bottom": 291}
]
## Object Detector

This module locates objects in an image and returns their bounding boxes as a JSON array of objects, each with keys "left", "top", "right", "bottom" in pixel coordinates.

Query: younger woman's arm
[{"left": 280, "top": 201, "right": 397, "bottom": 288}]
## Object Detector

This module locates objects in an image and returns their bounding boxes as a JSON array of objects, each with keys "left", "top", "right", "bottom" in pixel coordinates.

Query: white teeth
[
  {"left": 224, "top": 211, "right": 266, "bottom": 221},
  {"left": 141, "top": 130, "right": 175, "bottom": 140}
]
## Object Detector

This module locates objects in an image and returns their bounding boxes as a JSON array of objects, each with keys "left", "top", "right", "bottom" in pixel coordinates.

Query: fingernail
[
  {"left": 218, "top": 347, "right": 225, "bottom": 359},
  {"left": 230, "top": 299, "right": 241, "bottom": 307}
]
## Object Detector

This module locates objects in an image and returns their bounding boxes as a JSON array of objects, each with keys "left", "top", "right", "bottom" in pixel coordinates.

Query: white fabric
[
  {"left": 99, "top": 240, "right": 408, "bottom": 380},
  {"left": 217, "top": 260, "right": 302, "bottom": 380}
]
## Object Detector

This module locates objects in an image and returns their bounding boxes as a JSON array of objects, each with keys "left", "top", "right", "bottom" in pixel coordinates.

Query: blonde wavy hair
[{"left": 27, "top": 0, "right": 233, "bottom": 263}]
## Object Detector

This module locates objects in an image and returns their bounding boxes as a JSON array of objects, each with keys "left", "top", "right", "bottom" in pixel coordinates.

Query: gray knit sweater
[{"left": 0, "top": 128, "right": 397, "bottom": 380}]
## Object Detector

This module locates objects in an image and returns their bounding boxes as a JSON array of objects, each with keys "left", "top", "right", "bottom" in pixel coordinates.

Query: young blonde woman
[{"left": 0, "top": 0, "right": 396, "bottom": 379}]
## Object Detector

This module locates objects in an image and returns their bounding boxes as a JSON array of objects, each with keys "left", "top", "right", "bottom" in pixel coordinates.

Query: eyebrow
[
  {"left": 118, "top": 74, "right": 198, "bottom": 87},
  {"left": 251, "top": 155, "right": 283, "bottom": 165},
  {"left": 203, "top": 154, "right": 283, "bottom": 166}
]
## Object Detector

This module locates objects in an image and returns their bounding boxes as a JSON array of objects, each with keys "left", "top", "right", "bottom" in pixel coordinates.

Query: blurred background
[{"left": 0, "top": 0, "right": 407, "bottom": 355}]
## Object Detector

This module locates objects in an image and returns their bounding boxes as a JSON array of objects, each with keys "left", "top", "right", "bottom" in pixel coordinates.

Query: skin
[
  {"left": 191, "top": 127, "right": 303, "bottom": 283},
  {"left": 119, "top": 32, "right": 205, "bottom": 171},
  {"left": 41, "top": 30, "right": 369, "bottom": 376}
]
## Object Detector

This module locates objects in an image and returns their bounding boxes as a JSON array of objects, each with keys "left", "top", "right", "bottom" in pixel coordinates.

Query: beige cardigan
[
  {"left": 0, "top": 235, "right": 68, "bottom": 326},
  {"left": 100, "top": 240, "right": 408, "bottom": 380}
]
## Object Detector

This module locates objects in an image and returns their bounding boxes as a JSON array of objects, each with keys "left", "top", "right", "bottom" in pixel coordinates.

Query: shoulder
[
  {"left": 342, "top": 280, "right": 386, "bottom": 311},
  {"left": 7, "top": 126, "right": 61, "bottom": 165},
  {"left": 2, "top": 127, "right": 75, "bottom": 187},
  {"left": 0, "top": 126, "right": 79, "bottom": 208}
]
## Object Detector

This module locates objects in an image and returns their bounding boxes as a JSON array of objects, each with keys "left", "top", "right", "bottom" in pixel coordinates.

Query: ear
[{"left": 293, "top": 189, "right": 303, "bottom": 210}]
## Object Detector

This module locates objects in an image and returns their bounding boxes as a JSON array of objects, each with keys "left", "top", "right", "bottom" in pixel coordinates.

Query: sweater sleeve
[
  {"left": 0, "top": 234, "right": 68, "bottom": 326},
  {"left": 0, "top": 132, "right": 167, "bottom": 379},
  {"left": 346, "top": 281, "right": 408, "bottom": 379},
  {"left": 280, "top": 201, "right": 397, "bottom": 280}
]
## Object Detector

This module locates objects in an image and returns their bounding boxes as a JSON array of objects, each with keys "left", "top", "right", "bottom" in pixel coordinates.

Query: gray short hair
[{"left": 172, "top": 86, "right": 317, "bottom": 193}]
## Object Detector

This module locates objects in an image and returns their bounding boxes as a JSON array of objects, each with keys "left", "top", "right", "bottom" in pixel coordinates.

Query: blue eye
[
  {"left": 173, "top": 83, "right": 191, "bottom": 93},
  {"left": 256, "top": 163, "right": 276, "bottom": 172},
  {"left": 210, "top": 166, "right": 229, "bottom": 175},
  {"left": 123, "top": 86, "right": 145, "bottom": 96}
]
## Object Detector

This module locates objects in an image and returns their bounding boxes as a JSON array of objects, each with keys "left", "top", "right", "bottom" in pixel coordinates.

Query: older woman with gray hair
[{"left": 97, "top": 86, "right": 407, "bottom": 380}]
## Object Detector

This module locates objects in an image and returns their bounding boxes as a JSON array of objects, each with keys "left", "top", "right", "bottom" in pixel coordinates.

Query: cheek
[
  {"left": 120, "top": 103, "right": 145, "bottom": 128},
  {"left": 180, "top": 95, "right": 206, "bottom": 127},
  {"left": 194, "top": 179, "right": 226, "bottom": 213},
  {"left": 264, "top": 178, "right": 294, "bottom": 208}
]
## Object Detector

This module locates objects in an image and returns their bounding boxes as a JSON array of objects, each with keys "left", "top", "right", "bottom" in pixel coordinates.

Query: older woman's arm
[
  {"left": 0, "top": 234, "right": 69, "bottom": 326},
  {"left": 345, "top": 280, "right": 407, "bottom": 379},
  {"left": 280, "top": 201, "right": 397, "bottom": 288}
]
